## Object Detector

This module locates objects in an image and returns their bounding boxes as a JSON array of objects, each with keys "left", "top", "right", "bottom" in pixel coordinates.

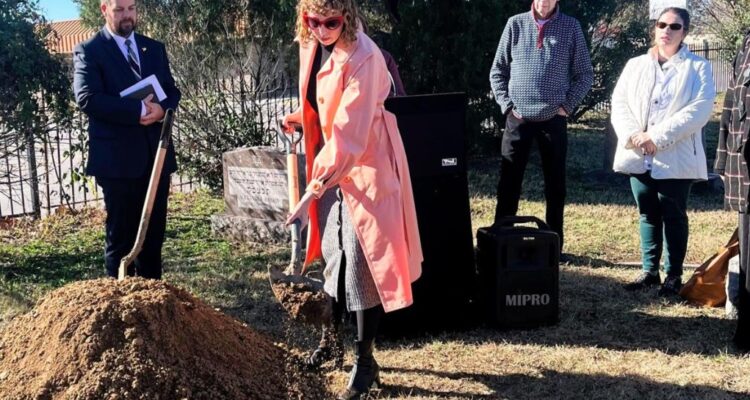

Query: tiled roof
[{"left": 46, "top": 19, "right": 97, "bottom": 54}]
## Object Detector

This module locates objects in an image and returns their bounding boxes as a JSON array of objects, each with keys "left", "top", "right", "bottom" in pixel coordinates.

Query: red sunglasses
[{"left": 303, "top": 14, "right": 344, "bottom": 30}]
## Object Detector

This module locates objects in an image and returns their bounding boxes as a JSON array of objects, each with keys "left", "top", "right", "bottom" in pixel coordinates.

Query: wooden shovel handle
[{"left": 118, "top": 109, "right": 175, "bottom": 280}]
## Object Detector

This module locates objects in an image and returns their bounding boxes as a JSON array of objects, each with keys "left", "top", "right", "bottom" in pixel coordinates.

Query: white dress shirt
[
  {"left": 105, "top": 24, "right": 140, "bottom": 66},
  {"left": 643, "top": 57, "right": 679, "bottom": 169},
  {"left": 104, "top": 25, "right": 147, "bottom": 117},
  {"left": 647, "top": 58, "right": 679, "bottom": 129}
]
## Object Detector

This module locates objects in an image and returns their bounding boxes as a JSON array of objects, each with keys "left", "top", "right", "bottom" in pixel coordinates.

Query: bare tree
[{"left": 693, "top": 0, "right": 750, "bottom": 54}]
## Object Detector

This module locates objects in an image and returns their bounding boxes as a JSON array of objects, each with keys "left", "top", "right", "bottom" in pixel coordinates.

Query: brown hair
[
  {"left": 652, "top": 7, "right": 690, "bottom": 47},
  {"left": 296, "top": 0, "right": 360, "bottom": 44}
]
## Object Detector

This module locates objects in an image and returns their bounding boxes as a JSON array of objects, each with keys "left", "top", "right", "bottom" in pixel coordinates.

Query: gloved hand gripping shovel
[{"left": 118, "top": 109, "right": 175, "bottom": 280}]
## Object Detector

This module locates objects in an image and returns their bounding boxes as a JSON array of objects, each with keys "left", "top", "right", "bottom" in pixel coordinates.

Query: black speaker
[
  {"left": 380, "top": 93, "right": 476, "bottom": 336},
  {"left": 476, "top": 217, "right": 559, "bottom": 328}
]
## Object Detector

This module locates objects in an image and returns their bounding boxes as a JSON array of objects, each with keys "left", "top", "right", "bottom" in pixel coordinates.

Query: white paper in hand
[{"left": 119, "top": 74, "right": 167, "bottom": 102}]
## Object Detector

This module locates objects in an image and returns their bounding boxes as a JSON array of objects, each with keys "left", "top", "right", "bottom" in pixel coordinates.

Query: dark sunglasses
[
  {"left": 655, "top": 21, "right": 683, "bottom": 31},
  {"left": 303, "top": 14, "right": 344, "bottom": 30}
]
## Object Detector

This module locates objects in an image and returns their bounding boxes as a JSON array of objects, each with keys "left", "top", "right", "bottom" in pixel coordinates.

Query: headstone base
[{"left": 210, "top": 213, "right": 289, "bottom": 244}]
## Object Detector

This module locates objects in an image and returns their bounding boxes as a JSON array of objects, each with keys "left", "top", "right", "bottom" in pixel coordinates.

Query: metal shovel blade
[{"left": 267, "top": 218, "right": 321, "bottom": 289}]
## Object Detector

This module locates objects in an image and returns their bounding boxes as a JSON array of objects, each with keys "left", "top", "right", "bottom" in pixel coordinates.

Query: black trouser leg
[
  {"left": 735, "top": 213, "right": 750, "bottom": 351},
  {"left": 136, "top": 176, "right": 170, "bottom": 279},
  {"left": 535, "top": 116, "right": 568, "bottom": 251},
  {"left": 339, "top": 305, "right": 384, "bottom": 400},
  {"left": 356, "top": 305, "right": 384, "bottom": 342},
  {"left": 494, "top": 113, "right": 533, "bottom": 225},
  {"left": 97, "top": 174, "right": 170, "bottom": 279},
  {"left": 494, "top": 115, "right": 568, "bottom": 251}
]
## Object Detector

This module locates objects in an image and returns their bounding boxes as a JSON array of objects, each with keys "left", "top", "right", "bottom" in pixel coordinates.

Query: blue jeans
[{"left": 629, "top": 173, "right": 691, "bottom": 277}]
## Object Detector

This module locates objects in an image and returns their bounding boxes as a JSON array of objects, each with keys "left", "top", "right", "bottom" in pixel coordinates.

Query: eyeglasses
[
  {"left": 655, "top": 21, "right": 683, "bottom": 31},
  {"left": 303, "top": 14, "right": 344, "bottom": 30}
]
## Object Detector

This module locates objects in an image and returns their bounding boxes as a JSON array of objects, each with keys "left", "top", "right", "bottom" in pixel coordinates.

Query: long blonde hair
[{"left": 295, "top": 0, "right": 360, "bottom": 44}]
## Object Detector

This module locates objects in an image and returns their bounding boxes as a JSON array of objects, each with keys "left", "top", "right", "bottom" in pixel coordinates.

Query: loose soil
[
  {"left": 270, "top": 280, "right": 332, "bottom": 328},
  {"left": 268, "top": 262, "right": 332, "bottom": 328},
  {"left": 0, "top": 278, "right": 330, "bottom": 400}
]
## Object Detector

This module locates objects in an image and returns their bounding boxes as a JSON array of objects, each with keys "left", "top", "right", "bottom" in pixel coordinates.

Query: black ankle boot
[{"left": 338, "top": 339, "right": 380, "bottom": 400}]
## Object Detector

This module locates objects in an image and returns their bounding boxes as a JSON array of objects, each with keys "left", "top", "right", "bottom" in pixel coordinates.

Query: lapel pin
[{"left": 142, "top": 47, "right": 147, "bottom": 52}]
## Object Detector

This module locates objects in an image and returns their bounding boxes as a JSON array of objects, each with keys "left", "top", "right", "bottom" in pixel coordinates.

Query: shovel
[
  {"left": 118, "top": 108, "right": 175, "bottom": 280},
  {"left": 268, "top": 121, "right": 329, "bottom": 326},
  {"left": 278, "top": 121, "right": 304, "bottom": 277}
]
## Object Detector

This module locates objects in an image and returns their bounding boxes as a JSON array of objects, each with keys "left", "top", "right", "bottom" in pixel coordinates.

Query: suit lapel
[{"left": 100, "top": 28, "right": 139, "bottom": 85}]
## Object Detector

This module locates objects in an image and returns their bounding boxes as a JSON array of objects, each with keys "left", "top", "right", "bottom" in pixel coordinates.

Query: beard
[{"left": 116, "top": 18, "right": 136, "bottom": 36}]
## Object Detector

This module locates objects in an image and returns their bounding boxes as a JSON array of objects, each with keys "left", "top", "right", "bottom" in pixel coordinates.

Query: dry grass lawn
[
  {"left": 321, "top": 264, "right": 748, "bottom": 399},
  {"left": 1, "top": 111, "right": 748, "bottom": 399}
]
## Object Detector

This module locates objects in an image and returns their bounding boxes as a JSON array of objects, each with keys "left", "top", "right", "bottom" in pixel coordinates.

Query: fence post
[
  {"left": 703, "top": 39, "right": 709, "bottom": 60},
  {"left": 24, "top": 128, "right": 41, "bottom": 219}
]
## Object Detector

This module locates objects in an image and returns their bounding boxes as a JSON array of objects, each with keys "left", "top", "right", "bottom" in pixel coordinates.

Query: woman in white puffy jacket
[{"left": 611, "top": 7, "right": 716, "bottom": 296}]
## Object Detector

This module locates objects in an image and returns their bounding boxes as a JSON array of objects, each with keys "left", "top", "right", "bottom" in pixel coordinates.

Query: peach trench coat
[{"left": 296, "top": 31, "right": 423, "bottom": 313}]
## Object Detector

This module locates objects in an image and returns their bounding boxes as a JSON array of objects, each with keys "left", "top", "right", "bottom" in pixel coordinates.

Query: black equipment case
[
  {"left": 378, "top": 93, "right": 476, "bottom": 336},
  {"left": 476, "top": 216, "right": 559, "bottom": 328}
]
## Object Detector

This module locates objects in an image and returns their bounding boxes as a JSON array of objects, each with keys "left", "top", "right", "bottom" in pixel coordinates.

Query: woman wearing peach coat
[{"left": 283, "top": 0, "right": 422, "bottom": 398}]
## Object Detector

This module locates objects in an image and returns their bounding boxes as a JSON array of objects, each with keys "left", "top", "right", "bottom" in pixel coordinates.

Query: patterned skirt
[{"left": 318, "top": 186, "right": 381, "bottom": 312}]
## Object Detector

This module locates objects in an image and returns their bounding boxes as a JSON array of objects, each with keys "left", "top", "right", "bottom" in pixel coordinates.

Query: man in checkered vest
[{"left": 715, "top": 30, "right": 750, "bottom": 353}]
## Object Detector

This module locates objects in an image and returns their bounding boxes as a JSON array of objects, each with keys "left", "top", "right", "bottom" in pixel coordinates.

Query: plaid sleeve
[
  {"left": 715, "top": 38, "right": 746, "bottom": 175},
  {"left": 715, "top": 86, "right": 734, "bottom": 175}
]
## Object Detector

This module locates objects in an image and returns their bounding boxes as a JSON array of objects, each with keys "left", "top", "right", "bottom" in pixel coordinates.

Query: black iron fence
[
  {"left": 0, "top": 71, "right": 300, "bottom": 219},
  {"left": 687, "top": 40, "right": 734, "bottom": 93},
  {"left": 0, "top": 41, "right": 734, "bottom": 219},
  {"left": 585, "top": 41, "right": 732, "bottom": 114}
]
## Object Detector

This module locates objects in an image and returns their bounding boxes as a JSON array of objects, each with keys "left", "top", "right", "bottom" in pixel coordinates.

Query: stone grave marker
[{"left": 211, "top": 146, "right": 305, "bottom": 244}]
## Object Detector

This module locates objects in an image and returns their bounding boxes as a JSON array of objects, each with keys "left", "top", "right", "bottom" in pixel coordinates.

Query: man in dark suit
[{"left": 73, "top": 0, "right": 181, "bottom": 279}]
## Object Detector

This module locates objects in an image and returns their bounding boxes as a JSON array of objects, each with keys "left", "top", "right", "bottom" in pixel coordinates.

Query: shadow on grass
[
  {"left": 0, "top": 251, "right": 103, "bottom": 285},
  {"left": 211, "top": 246, "right": 737, "bottom": 359},
  {"left": 561, "top": 253, "right": 616, "bottom": 268},
  {"left": 377, "top": 266, "right": 737, "bottom": 357},
  {"left": 378, "top": 367, "right": 744, "bottom": 399},
  {"left": 0, "top": 250, "right": 104, "bottom": 322}
]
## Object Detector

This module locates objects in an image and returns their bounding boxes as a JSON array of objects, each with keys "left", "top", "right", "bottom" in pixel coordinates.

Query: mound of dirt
[{"left": 0, "top": 278, "right": 329, "bottom": 400}]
